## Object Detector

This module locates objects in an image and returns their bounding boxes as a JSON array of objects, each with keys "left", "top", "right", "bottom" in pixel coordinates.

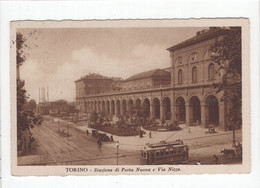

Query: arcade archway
[
  {"left": 189, "top": 96, "right": 201, "bottom": 123},
  {"left": 102, "top": 101, "right": 105, "bottom": 113},
  {"left": 116, "top": 100, "right": 121, "bottom": 116},
  {"left": 122, "top": 100, "right": 127, "bottom": 116},
  {"left": 152, "top": 98, "right": 160, "bottom": 119},
  {"left": 163, "top": 97, "right": 171, "bottom": 120},
  {"left": 205, "top": 95, "right": 219, "bottom": 125},
  {"left": 176, "top": 97, "right": 186, "bottom": 122},
  {"left": 111, "top": 100, "right": 115, "bottom": 115},
  {"left": 143, "top": 98, "right": 151, "bottom": 118},
  {"left": 135, "top": 99, "right": 142, "bottom": 115},
  {"left": 106, "top": 101, "right": 110, "bottom": 115},
  {"left": 128, "top": 99, "right": 134, "bottom": 116}
]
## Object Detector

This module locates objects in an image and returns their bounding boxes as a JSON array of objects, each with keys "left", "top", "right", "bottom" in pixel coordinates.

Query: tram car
[{"left": 140, "top": 140, "right": 189, "bottom": 165}]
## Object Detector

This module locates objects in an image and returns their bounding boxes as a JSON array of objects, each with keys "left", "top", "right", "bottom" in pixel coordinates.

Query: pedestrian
[
  {"left": 86, "top": 129, "right": 89, "bottom": 135},
  {"left": 140, "top": 130, "right": 143, "bottom": 138},
  {"left": 187, "top": 125, "right": 191, "bottom": 133},
  {"left": 213, "top": 154, "right": 219, "bottom": 164},
  {"left": 149, "top": 131, "right": 152, "bottom": 138},
  {"left": 99, "top": 140, "right": 102, "bottom": 148},
  {"left": 110, "top": 135, "right": 114, "bottom": 141}
]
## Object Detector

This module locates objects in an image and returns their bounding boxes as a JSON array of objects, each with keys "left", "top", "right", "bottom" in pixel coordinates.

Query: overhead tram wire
[{"left": 163, "top": 126, "right": 188, "bottom": 142}]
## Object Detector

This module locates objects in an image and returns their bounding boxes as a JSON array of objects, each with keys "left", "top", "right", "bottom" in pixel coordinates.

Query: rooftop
[
  {"left": 75, "top": 73, "right": 113, "bottom": 82},
  {"left": 124, "top": 69, "right": 170, "bottom": 82},
  {"left": 167, "top": 27, "right": 227, "bottom": 52}
]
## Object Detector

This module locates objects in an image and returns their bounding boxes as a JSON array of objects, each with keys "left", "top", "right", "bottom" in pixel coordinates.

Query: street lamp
[
  {"left": 58, "top": 118, "right": 60, "bottom": 132},
  {"left": 116, "top": 141, "right": 119, "bottom": 165}
]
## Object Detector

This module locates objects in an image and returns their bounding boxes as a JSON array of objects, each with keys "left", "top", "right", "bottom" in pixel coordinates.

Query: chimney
[{"left": 47, "top": 86, "right": 49, "bottom": 103}]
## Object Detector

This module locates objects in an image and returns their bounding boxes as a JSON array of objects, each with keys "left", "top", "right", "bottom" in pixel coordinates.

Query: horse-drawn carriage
[{"left": 220, "top": 143, "right": 242, "bottom": 159}]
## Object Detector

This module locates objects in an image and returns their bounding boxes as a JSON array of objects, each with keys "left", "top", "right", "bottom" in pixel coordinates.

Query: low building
[{"left": 122, "top": 69, "right": 171, "bottom": 91}]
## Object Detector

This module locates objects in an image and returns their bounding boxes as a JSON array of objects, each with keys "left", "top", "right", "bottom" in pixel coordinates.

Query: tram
[{"left": 140, "top": 140, "right": 189, "bottom": 165}]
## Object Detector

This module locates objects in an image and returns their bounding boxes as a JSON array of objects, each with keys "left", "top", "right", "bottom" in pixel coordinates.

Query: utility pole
[
  {"left": 38, "top": 87, "right": 40, "bottom": 103},
  {"left": 232, "top": 112, "right": 237, "bottom": 147},
  {"left": 67, "top": 116, "right": 69, "bottom": 137},
  {"left": 116, "top": 141, "right": 119, "bottom": 165},
  {"left": 47, "top": 86, "right": 49, "bottom": 103},
  {"left": 58, "top": 118, "right": 60, "bottom": 132}
]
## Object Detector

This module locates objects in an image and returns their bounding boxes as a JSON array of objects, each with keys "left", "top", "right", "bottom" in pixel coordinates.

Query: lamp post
[
  {"left": 58, "top": 118, "right": 60, "bottom": 132},
  {"left": 116, "top": 141, "right": 119, "bottom": 165}
]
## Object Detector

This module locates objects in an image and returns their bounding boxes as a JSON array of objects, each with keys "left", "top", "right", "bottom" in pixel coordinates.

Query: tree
[
  {"left": 90, "top": 111, "right": 99, "bottom": 125},
  {"left": 210, "top": 27, "right": 242, "bottom": 145},
  {"left": 24, "top": 99, "right": 37, "bottom": 112},
  {"left": 17, "top": 32, "right": 34, "bottom": 131},
  {"left": 16, "top": 32, "right": 39, "bottom": 152}
]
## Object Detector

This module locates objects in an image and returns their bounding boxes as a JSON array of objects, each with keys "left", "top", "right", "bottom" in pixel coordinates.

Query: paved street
[
  {"left": 18, "top": 117, "right": 242, "bottom": 165},
  {"left": 18, "top": 118, "right": 140, "bottom": 165}
]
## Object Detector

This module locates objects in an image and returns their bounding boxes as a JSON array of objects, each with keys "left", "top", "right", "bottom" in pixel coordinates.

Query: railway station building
[{"left": 75, "top": 27, "right": 233, "bottom": 131}]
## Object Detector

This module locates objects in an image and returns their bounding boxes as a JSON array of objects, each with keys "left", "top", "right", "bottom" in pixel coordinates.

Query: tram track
[
  {"left": 22, "top": 136, "right": 238, "bottom": 166},
  {"left": 23, "top": 118, "right": 242, "bottom": 166}
]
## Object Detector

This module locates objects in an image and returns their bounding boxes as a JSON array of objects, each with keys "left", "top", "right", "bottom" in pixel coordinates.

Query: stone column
[
  {"left": 219, "top": 101, "right": 226, "bottom": 131},
  {"left": 175, "top": 103, "right": 180, "bottom": 122},
  {"left": 151, "top": 102, "right": 155, "bottom": 119},
  {"left": 85, "top": 101, "right": 88, "bottom": 114},
  {"left": 103, "top": 102, "right": 106, "bottom": 115},
  {"left": 149, "top": 102, "right": 152, "bottom": 119},
  {"left": 121, "top": 102, "right": 124, "bottom": 116},
  {"left": 97, "top": 102, "right": 99, "bottom": 112},
  {"left": 201, "top": 103, "right": 209, "bottom": 128},
  {"left": 86, "top": 101, "right": 89, "bottom": 113},
  {"left": 171, "top": 101, "right": 176, "bottom": 123},
  {"left": 106, "top": 102, "right": 110, "bottom": 115},
  {"left": 126, "top": 102, "right": 129, "bottom": 115},
  {"left": 160, "top": 104, "right": 165, "bottom": 122},
  {"left": 83, "top": 101, "right": 86, "bottom": 113},
  {"left": 115, "top": 101, "right": 118, "bottom": 116},
  {"left": 110, "top": 102, "right": 113, "bottom": 116},
  {"left": 185, "top": 103, "right": 191, "bottom": 125}
]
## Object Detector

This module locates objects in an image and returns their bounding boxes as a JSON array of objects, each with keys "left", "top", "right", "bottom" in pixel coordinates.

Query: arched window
[
  {"left": 178, "top": 70, "right": 183, "bottom": 84},
  {"left": 191, "top": 52, "right": 197, "bottom": 61},
  {"left": 192, "top": 67, "right": 197, "bottom": 83},
  {"left": 175, "top": 57, "right": 182, "bottom": 65},
  {"left": 208, "top": 64, "right": 215, "bottom": 80}
]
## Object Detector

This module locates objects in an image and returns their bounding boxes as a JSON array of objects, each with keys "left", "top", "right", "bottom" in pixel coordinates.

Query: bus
[{"left": 140, "top": 140, "right": 189, "bottom": 165}]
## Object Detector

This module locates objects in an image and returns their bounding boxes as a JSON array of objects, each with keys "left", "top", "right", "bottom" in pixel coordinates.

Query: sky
[{"left": 19, "top": 27, "right": 206, "bottom": 103}]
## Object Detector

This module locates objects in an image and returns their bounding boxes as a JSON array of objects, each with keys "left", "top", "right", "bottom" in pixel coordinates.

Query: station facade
[{"left": 75, "top": 28, "right": 230, "bottom": 130}]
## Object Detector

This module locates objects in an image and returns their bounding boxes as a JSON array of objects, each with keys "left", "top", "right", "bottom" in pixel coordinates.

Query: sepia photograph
[{"left": 10, "top": 19, "right": 250, "bottom": 175}]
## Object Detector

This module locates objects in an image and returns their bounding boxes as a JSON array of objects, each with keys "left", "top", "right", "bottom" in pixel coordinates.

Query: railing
[{"left": 83, "top": 84, "right": 172, "bottom": 97}]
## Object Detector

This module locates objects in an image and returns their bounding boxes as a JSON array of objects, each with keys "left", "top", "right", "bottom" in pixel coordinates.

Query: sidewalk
[{"left": 73, "top": 122, "right": 240, "bottom": 152}]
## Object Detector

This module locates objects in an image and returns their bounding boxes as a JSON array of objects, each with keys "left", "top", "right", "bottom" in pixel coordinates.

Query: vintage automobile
[
  {"left": 98, "top": 133, "right": 111, "bottom": 142},
  {"left": 91, "top": 129, "right": 99, "bottom": 138}
]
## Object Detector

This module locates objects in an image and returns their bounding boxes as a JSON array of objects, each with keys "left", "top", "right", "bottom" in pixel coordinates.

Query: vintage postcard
[{"left": 10, "top": 19, "right": 250, "bottom": 176}]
